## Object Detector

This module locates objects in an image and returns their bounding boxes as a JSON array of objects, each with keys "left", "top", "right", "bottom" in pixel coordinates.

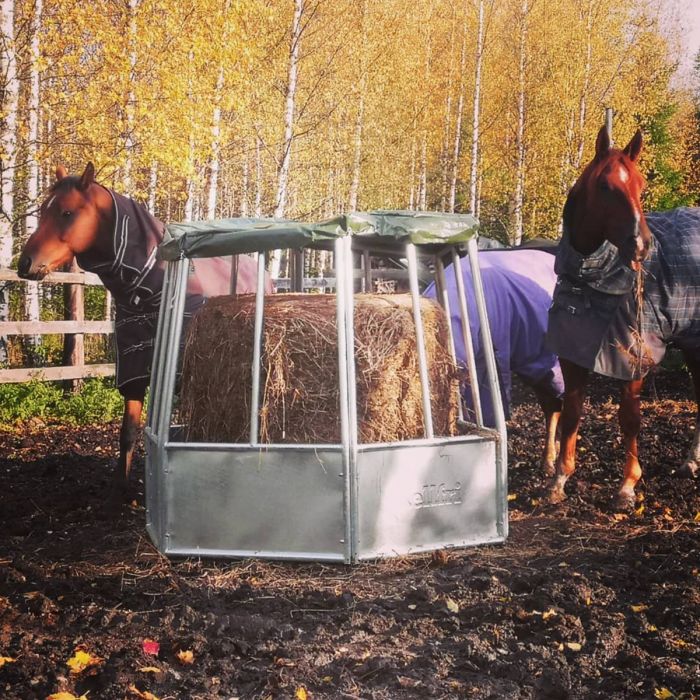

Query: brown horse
[
  {"left": 546, "top": 126, "right": 700, "bottom": 509},
  {"left": 17, "top": 162, "right": 270, "bottom": 501}
]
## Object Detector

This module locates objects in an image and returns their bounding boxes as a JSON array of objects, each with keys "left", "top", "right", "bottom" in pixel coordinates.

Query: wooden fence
[
  {"left": 0, "top": 262, "right": 417, "bottom": 384},
  {"left": 0, "top": 268, "right": 114, "bottom": 384}
]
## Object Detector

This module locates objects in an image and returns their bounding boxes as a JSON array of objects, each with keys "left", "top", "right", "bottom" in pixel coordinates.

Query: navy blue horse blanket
[
  {"left": 547, "top": 207, "right": 700, "bottom": 380},
  {"left": 425, "top": 249, "right": 563, "bottom": 427}
]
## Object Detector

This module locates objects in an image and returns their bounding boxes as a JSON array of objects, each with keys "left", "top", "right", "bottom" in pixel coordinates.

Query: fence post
[{"left": 62, "top": 259, "right": 85, "bottom": 390}]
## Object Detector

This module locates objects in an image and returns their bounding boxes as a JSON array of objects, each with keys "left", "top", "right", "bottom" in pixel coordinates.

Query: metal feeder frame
[{"left": 144, "top": 217, "right": 507, "bottom": 563}]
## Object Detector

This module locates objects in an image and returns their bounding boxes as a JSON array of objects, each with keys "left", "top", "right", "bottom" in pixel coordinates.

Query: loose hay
[{"left": 180, "top": 293, "right": 460, "bottom": 443}]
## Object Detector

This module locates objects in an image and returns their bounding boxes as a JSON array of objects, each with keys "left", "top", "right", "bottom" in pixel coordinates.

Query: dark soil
[{"left": 0, "top": 369, "right": 698, "bottom": 699}]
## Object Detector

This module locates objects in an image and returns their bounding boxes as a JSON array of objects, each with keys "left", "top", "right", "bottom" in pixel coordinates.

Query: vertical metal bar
[
  {"left": 467, "top": 236, "right": 507, "bottom": 537},
  {"left": 335, "top": 238, "right": 352, "bottom": 563},
  {"left": 249, "top": 252, "right": 267, "bottom": 444},
  {"left": 451, "top": 247, "right": 483, "bottom": 426},
  {"left": 406, "top": 243, "right": 434, "bottom": 439},
  {"left": 343, "top": 236, "right": 359, "bottom": 561},
  {"left": 435, "top": 255, "right": 464, "bottom": 423},
  {"left": 147, "top": 260, "right": 174, "bottom": 432},
  {"left": 362, "top": 249, "right": 371, "bottom": 292},
  {"left": 157, "top": 257, "right": 189, "bottom": 442},
  {"left": 229, "top": 254, "right": 239, "bottom": 294},
  {"left": 467, "top": 238, "right": 505, "bottom": 435}
]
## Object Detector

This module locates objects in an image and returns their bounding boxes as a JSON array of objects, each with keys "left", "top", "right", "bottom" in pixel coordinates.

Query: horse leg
[
  {"left": 678, "top": 351, "right": 700, "bottom": 478},
  {"left": 617, "top": 378, "right": 644, "bottom": 510},
  {"left": 531, "top": 378, "right": 562, "bottom": 477},
  {"left": 110, "top": 381, "right": 146, "bottom": 504},
  {"left": 548, "top": 359, "right": 589, "bottom": 503}
]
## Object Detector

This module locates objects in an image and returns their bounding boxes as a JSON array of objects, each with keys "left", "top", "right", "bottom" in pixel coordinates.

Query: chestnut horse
[
  {"left": 546, "top": 126, "right": 700, "bottom": 509},
  {"left": 17, "top": 163, "right": 270, "bottom": 501}
]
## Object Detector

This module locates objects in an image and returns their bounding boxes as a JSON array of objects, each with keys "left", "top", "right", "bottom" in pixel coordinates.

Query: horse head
[
  {"left": 563, "top": 126, "right": 651, "bottom": 270},
  {"left": 17, "top": 162, "right": 109, "bottom": 279}
]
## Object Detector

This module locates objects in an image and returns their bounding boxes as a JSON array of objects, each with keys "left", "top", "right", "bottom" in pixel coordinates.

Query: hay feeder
[{"left": 145, "top": 211, "right": 508, "bottom": 562}]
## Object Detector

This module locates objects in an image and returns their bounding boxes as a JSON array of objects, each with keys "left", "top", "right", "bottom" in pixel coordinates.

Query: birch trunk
[
  {"left": 147, "top": 162, "right": 158, "bottom": 213},
  {"left": 512, "top": 0, "right": 528, "bottom": 246},
  {"left": 440, "top": 9, "right": 456, "bottom": 210},
  {"left": 240, "top": 145, "right": 249, "bottom": 217},
  {"left": 206, "top": 63, "right": 225, "bottom": 219},
  {"left": 574, "top": 1, "right": 594, "bottom": 173},
  {"left": 348, "top": 0, "right": 367, "bottom": 211},
  {"left": 123, "top": 0, "right": 139, "bottom": 195},
  {"left": 271, "top": 0, "right": 304, "bottom": 279},
  {"left": 254, "top": 134, "right": 262, "bottom": 217},
  {"left": 469, "top": 0, "right": 485, "bottom": 216},
  {"left": 448, "top": 25, "right": 467, "bottom": 213},
  {"left": 24, "top": 0, "right": 42, "bottom": 349},
  {"left": 0, "top": 0, "right": 18, "bottom": 363}
]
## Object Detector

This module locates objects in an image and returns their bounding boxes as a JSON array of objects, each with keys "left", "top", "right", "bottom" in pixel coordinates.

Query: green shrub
[{"left": 0, "top": 378, "right": 124, "bottom": 425}]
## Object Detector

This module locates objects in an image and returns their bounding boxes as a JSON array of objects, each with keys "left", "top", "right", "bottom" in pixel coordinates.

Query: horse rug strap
[
  {"left": 547, "top": 207, "right": 700, "bottom": 380},
  {"left": 77, "top": 189, "right": 204, "bottom": 390}
]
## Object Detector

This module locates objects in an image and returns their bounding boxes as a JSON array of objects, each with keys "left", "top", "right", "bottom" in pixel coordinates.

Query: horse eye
[{"left": 62, "top": 210, "right": 73, "bottom": 218}]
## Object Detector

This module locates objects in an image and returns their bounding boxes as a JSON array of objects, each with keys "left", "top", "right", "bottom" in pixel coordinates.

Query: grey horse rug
[
  {"left": 547, "top": 206, "right": 700, "bottom": 380},
  {"left": 76, "top": 190, "right": 205, "bottom": 391}
]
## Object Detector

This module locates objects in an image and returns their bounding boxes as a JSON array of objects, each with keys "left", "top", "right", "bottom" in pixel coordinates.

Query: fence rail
[
  {"left": 1, "top": 263, "right": 415, "bottom": 385},
  {"left": 0, "top": 267, "right": 115, "bottom": 384}
]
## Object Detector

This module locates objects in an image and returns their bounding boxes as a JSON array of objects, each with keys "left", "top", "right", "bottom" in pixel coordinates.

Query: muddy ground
[{"left": 0, "top": 369, "right": 698, "bottom": 699}]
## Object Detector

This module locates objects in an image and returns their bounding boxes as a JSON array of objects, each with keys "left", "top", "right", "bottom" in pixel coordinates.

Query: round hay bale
[{"left": 180, "top": 293, "right": 459, "bottom": 444}]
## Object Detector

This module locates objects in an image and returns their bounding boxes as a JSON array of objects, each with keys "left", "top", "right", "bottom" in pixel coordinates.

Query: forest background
[{"left": 1, "top": 0, "right": 700, "bottom": 382}]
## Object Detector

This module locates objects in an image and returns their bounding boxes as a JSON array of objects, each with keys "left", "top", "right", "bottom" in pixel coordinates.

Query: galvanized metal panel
[
  {"left": 355, "top": 437, "right": 504, "bottom": 560},
  {"left": 162, "top": 446, "right": 346, "bottom": 560},
  {"left": 144, "top": 429, "right": 165, "bottom": 549}
]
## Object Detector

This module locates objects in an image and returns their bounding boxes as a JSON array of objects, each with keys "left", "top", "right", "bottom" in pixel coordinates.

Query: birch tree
[
  {"left": 469, "top": 0, "right": 485, "bottom": 215},
  {"left": 0, "top": 0, "right": 17, "bottom": 362}
]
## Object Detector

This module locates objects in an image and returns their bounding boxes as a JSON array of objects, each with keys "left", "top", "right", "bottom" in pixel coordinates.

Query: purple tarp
[{"left": 425, "top": 249, "right": 563, "bottom": 427}]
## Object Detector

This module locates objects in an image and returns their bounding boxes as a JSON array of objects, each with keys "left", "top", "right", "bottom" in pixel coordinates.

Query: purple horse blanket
[
  {"left": 425, "top": 249, "right": 563, "bottom": 427},
  {"left": 547, "top": 207, "right": 700, "bottom": 380}
]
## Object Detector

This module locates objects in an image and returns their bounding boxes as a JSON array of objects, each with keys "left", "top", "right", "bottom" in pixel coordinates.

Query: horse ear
[
  {"left": 55, "top": 165, "right": 68, "bottom": 181},
  {"left": 594, "top": 125, "right": 611, "bottom": 161},
  {"left": 623, "top": 130, "right": 643, "bottom": 162},
  {"left": 79, "top": 162, "right": 95, "bottom": 190}
]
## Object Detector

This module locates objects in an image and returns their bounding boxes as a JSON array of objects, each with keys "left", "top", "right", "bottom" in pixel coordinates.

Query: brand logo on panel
[{"left": 410, "top": 482, "right": 463, "bottom": 508}]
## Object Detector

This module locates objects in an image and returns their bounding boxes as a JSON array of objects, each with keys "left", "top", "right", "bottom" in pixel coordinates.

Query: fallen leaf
[
  {"left": 176, "top": 649, "right": 194, "bottom": 665},
  {"left": 634, "top": 504, "right": 645, "bottom": 517},
  {"left": 0, "top": 656, "right": 15, "bottom": 667},
  {"left": 274, "top": 657, "right": 296, "bottom": 667},
  {"left": 507, "top": 493, "right": 517, "bottom": 501},
  {"left": 67, "top": 649, "right": 101, "bottom": 675},
  {"left": 693, "top": 512, "right": 700, "bottom": 522},
  {"left": 407, "top": 604, "right": 417, "bottom": 610},
  {"left": 565, "top": 642, "right": 582, "bottom": 651},
  {"left": 142, "top": 639, "right": 160, "bottom": 656},
  {"left": 654, "top": 688, "right": 674, "bottom": 699},
  {"left": 445, "top": 597, "right": 459, "bottom": 614},
  {"left": 47, "top": 693, "right": 89, "bottom": 700},
  {"left": 530, "top": 498, "right": 540, "bottom": 507},
  {"left": 138, "top": 666, "right": 163, "bottom": 674},
  {"left": 630, "top": 604, "right": 648, "bottom": 613},
  {"left": 542, "top": 609, "right": 557, "bottom": 620},
  {"left": 295, "top": 687, "right": 308, "bottom": 700},
  {"left": 128, "top": 685, "right": 160, "bottom": 700}
]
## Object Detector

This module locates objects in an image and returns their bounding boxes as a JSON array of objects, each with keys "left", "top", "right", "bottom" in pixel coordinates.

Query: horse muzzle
[{"left": 17, "top": 254, "right": 49, "bottom": 280}]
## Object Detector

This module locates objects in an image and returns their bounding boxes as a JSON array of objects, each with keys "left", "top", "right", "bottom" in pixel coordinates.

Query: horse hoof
[
  {"left": 547, "top": 487, "right": 567, "bottom": 504},
  {"left": 615, "top": 490, "right": 636, "bottom": 512}
]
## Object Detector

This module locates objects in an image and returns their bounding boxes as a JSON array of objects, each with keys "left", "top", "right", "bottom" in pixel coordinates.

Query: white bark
[
  {"left": 0, "top": 0, "right": 18, "bottom": 362},
  {"left": 448, "top": 25, "right": 467, "bottom": 213},
  {"left": 240, "top": 146, "right": 249, "bottom": 217},
  {"left": 469, "top": 0, "right": 485, "bottom": 216},
  {"left": 147, "top": 162, "right": 158, "bottom": 213},
  {"left": 254, "top": 134, "right": 262, "bottom": 217},
  {"left": 123, "top": 0, "right": 139, "bottom": 195},
  {"left": 206, "top": 64, "right": 225, "bottom": 219},
  {"left": 348, "top": 0, "right": 367, "bottom": 211},
  {"left": 574, "top": 1, "right": 594, "bottom": 173},
  {"left": 440, "top": 10, "right": 456, "bottom": 211},
  {"left": 24, "top": 0, "right": 43, "bottom": 344},
  {"left": 271, "top": 0, "right": 304, "bottom": 278},
  {"left": 513, "top": 0, "right": 528, "bottom": 246}
]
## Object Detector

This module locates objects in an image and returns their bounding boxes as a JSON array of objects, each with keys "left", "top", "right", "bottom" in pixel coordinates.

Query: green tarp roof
[{"left": 159, "top": 210, "right": 479, "bottom": 260}]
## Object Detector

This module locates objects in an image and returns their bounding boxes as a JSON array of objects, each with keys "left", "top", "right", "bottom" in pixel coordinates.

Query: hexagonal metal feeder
[{"left": 144, "top": 211, "right": 507, "bottom": 562}]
